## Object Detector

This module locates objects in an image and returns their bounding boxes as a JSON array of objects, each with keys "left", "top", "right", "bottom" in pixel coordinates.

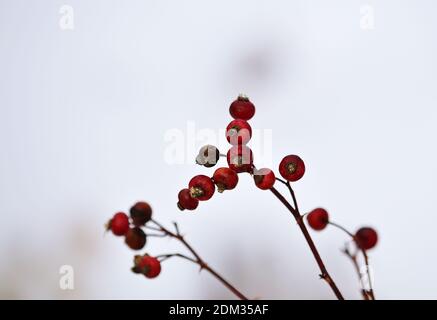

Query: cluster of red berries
[
  {"left": 106, "top": 202, "right": 161, "bottom": 278},
  {"left": 306, "top": 208, "right": 378, "bottom": 250},
  {"left": 105, "top": 94, "right": 379, "bottom": 299},
  {"left": 177, "top": 95, "right": 307, "bottom": 211}
]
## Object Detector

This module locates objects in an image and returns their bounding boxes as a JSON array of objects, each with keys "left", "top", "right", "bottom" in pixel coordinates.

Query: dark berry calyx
[
  {"left": 279, "top": 155, "right": 305, "bottom": 181},
  {"left": 189, "top": 186, "right": 205, "bottom": 198},
  {"left": 132, "top": 255, "right": 146, "bottom": 274},
  {"left": 215, "top": 183, "right": 226, "bottom": 193},
  {"left": 133, "top": 254, "right": 162, "bottom": 279},
  {"left": 132, "top": 255, "right": 152, "bottom": 275},
  {"left": 188, "top": 175, "right": 215, "bottom": 201},
  {"left": 287, "top": 162, "right": 297, "bottom": 174},
  {"left": 238, "top": 93, "right": 249, "bottom": 101},
  {"left": 177, "top": 202, "right": 185, "bottom": 211}
]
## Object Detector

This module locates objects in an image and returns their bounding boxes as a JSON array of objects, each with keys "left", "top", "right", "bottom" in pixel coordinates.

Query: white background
[{"left": 1, "top": 0, "right": 436, "bottom": 299}]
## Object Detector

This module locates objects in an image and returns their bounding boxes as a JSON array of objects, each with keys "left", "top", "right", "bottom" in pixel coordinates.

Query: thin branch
[
  {"left": 343, "top": 246, "right": 371, "bottom": 300},
  {"left": 286, "top": 181, "right": 300, "bottom": 214},
  {"left": 145, "top": 225, "right": 163, "bottom": 232},
  {"left": 270, "top": 187, "right": 344, "bottom": 300},
  {"left": 329, "top": 222, "right": 354, "bottom": 238},
  {"left": 275, "top": 177, "right": 288, "bottom": 185},
  {"left": 156, "top": 253, "right": 197, "bottom": 264},
  {"left": 173, "top": 221, "right": 181, "bottom": 236},
  {"left": 329, "top": 221, "right": 375, "bottom": 300},
  {"left": 151, "top": 219, "right": 248, "bottom": 300},
  {"left": 147, "top": 233, "right": 168, "bottom": 238}
]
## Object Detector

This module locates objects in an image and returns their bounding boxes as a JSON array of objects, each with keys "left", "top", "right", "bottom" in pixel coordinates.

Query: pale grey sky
[{"left": 1, "top": 0, "right": 437, "bottom": 299}]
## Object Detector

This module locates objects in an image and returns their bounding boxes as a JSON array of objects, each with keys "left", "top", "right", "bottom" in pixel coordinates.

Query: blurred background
[{"left": 1, "top": 0, "right": 436, "bottom": 299}]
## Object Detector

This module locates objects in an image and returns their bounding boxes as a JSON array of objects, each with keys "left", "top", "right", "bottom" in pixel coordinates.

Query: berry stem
[
  {"left": 269, "top": 186, "right": 344, "bottom": 300},
  {"left": 144, "top": 225, "right": 163, "bottom": 232},
  {"left": 146, "top": 233, "right": 168, "bottom": 238},
  {"left": 150, "top": 219, "right": 248, "bottom": 300},
  {"left": 328, "top": 221, "right": 375, "bottom": 300},
  {"left": 343, "top": 246, "right": 371, "bottom": 300},
  {"left": 286, "top": 181, "right": 300, "bottom": 213},
  {"left": 156, "top": 253, "right": 198, "bottom": 263}
]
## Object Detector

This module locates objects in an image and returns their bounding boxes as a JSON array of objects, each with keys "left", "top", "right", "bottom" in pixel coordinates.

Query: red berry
[
  {"left": 177, "top": 188, "right": 199, "bottom": 211},
  {"left": 188, "top": 175, "right": 215, "bottom": 201},
  {"left": 227, "top": 145, "right": 253, "bottom": 173},
  {"left": 307, "top": 208, "right": 329, "bottom": 231},
  {"left": 213, "top": 167, "right": 239, "bottom": 193},
  {"left": 355, "top": 227, "right": 378, "bottom": 250},
  {"left": 279, "top": 155, "right": 305, "bottom": 181},
  {"left": 108, "top": 212, "right": 130, "bottom": 236},
  {"left": 229, "top": 95, "right": 255, "bottom": 120},
  {"left": 253, "top": 168, "right": 276, "bottom": 190},
  {"left": 133, "top": 255, "right": 162, "bottom": 279},
  {"left": 195, "top": 145, "right": 220, "bottom": 168},
  {"left": 125, "top": 227, "right": 147, "bottom": 250},
  {"left": 130, "top": 202, "right": 152, "bottom": 226},
  {"left": 226, "top": 119, "right": 252, "bottom": 145}
]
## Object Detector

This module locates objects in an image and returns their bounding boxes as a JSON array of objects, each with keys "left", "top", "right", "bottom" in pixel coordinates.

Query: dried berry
[{"left": 125, "top": 227, "right": 147, "bottom": 250}]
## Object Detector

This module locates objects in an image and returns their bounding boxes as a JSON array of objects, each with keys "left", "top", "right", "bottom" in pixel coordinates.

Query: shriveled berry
[
  {"left": 195, "top": 145, "right": 220, "bottom": 168},
  {"left": 229, "top": 95, "right": 255, "bottom": 120},
  {"left": 177, "top": 188, "right": 199, "bottom": 211},
  {"left": 253, "top": 168, "right": 276, "bottom": 190},
  {"left": 125, "top": 227, "right": 147, "bottom": 250},
  {"left": 130, "top": 201, "right": 152, "bottom": 226},
  {"left": 188, "top": 175, "right": 215, "bottom": 201},
  {"left": 227, "top": 145, "right": 253, "bottom": 173},
  {"left": 107, "top": 212, "right": 130, "bottom": 236},
  {"left": 213, "top": 167, "right": 239, "bottom": 193},
  {"left": 279, "top": 155, "right": 305, "bottom": 181},
  {"left": 355, "top": 227, "right": 378, "bottom": 250},
  {"left": 133, "top": 255, "right": 162, "bottom": 279},
  {"left": 226, "top": 119, "right": 252, "bottom": 145},
  {"left": 307, "top": 208, "right": 329, "bottom": 231}
]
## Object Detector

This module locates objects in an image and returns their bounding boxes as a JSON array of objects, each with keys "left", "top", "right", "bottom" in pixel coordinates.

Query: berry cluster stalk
[
  {"left": 150, "top": 220, "right": 248, "bottom": 300},
  {"left": 328, "top": 221, "right": 375, "bottom": 300},
  {"left": 270, "top": 181, "right": 344, "bottom": 300}
]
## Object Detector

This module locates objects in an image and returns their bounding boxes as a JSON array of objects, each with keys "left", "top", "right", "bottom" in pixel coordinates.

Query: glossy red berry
[
  {"left": 226, "top": 119, "right": 252, "bottom": 145},
  {"left": 253, "top": 168, "right": 276, "bottom": 190},
  {"left": 279, "top": 155, "right": 305, "bottom": 182},
  {"left": 229, "top": 95, "right": 255, "bottom": 120},
  {"left": 213, "top": 167, "right": 239, "bottom": 193},
  {"left": 307, "top": 208, "right": 329, "bottom": 231},
  {"left": 227, "top": 145, "right": 254, "bottom": 173},
  {"left": 188, "top": 175, "right": 215, "bottom": 201},
  {"left": 125, "top": 227, "right": 147, "bottom": 250},
  {"left": 130, "top": 201, "right": 152, "bottom": 226},
  {"left": 355, "top": 227, "right": 378, "bottom": 250},
  {"left": 107, "top": 212, "right": 130, "bottom": 236},
  {"left": 195, "top": 145, "right": 220, "bottom": 168},
  {"left": 133, "top": 255, "right": 162, "bottom": 279},
  {"left": 177, "top": 188, "right": 199, "bottom": 211}
]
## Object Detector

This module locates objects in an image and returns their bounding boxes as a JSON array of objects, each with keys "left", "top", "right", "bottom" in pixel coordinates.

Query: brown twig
[
  {"left": 329, "top": 221, "right": 375, "bottom": 300},
  {"left": 342, "top": 246, "right": 371, "bottom": 300},
  {"left": 150, "top": 219, "right": 248, "bottom": 300},
  {"left": 269, "top": 186, "right": 344, "bottom": 300}
]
